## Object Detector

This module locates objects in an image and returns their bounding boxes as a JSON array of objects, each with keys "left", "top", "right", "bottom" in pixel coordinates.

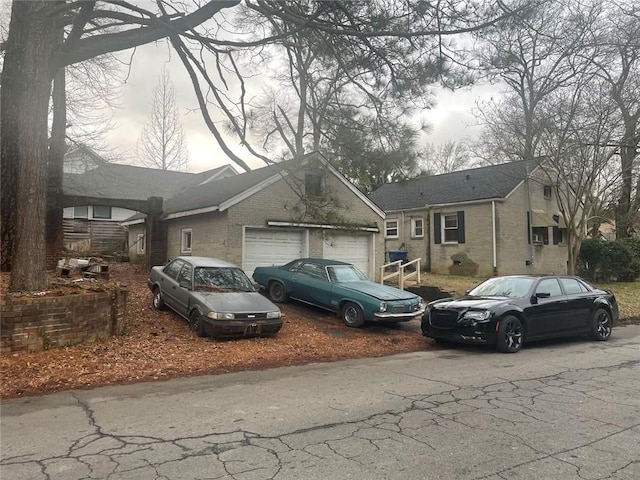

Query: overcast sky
[{"left": 104, "top": 40, "right": 502, "bottom": 174}]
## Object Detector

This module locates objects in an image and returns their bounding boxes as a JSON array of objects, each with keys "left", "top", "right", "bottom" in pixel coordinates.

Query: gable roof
[
  {"left": 63, "top": 162, "right": 237, "bottom": 202},
  {"left": 368, "top": 160, "right": 539, "bottom": 211},
  {"left": 163, "top": 152, "right": 385, "bottom": 220}
]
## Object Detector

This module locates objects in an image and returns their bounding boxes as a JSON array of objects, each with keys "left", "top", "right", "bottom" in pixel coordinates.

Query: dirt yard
[{"left": 0, "top": 263, "right": 433, "bottom": 399}]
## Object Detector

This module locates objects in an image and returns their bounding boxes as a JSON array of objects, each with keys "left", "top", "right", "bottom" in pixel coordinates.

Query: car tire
[
  {"left": 589, "top": 308, "right": 612, "bottom": 341},
  {"left": 189, "top": 311, "right": 206, "bottom": 337},
  {"left": 496, "top": 315, "right": 524, "bottom": 353},
  {"left": 152, "top": 287, "right": 165, "bottom": 311},
  {"left": 341, "top": 302, "right": 365, "bottom": 328},
  {"left": 269, "top": 282, "right": 288, "bottom": 303}
]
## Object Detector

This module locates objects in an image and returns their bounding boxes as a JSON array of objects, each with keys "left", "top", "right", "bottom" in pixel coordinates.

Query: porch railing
[{"left": 380, "top": 258, "right": 421, "bottom": 289}]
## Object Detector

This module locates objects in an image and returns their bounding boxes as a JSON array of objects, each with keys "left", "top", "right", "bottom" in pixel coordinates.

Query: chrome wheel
[{"left": 341, "top": 302, "right": 365, "bottom": 328}]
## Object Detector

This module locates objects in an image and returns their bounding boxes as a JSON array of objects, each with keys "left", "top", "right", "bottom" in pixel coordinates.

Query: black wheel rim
[
  {"left": 191, "top": 314, "right": 201, "bottom": 332},
  {"left": 344, "top": 306, "right": 358, "bottom": 325},
  {"left": 596, "top": 311, "right": 611, "bottom": 338},
  {"left": 272, "top": 284, "right": 282, "bottom": 300},
  {"left": 504, "top": 319, "right": 523, "bottom": 350}
]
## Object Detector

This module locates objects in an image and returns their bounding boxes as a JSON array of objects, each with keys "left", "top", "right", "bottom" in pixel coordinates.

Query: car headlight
[
  {"left": 462, "top": 310, "right": 491, "bottom": 322},
  {"left": 379, "top": 302, "right": 388, "bottom": 313},
  {"left": 266, "top": 311, "right": 281, "bottom": 319},
  {"left": 207, "top": 311, "right": 235, "bottom": 320}
]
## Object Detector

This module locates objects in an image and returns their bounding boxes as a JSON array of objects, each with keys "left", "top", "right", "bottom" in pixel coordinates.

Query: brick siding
[{"left": 1, "top": 288, "right": 127, "bottom": 353}]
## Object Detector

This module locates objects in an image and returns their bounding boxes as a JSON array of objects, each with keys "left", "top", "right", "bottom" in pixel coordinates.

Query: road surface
[{"left": 2, "top": 326, "right": 639, "bottom": 479}]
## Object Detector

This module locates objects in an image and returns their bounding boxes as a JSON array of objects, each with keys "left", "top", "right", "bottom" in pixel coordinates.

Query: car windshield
[
  {"left": 327, "top": 265, "right": 368, "bottom": 282},
  {"left": 468, "top": 277, "right": 535, "bottom": 298},
  {"left": 193, "top": 267, "right": 255, "bottom": 292}
]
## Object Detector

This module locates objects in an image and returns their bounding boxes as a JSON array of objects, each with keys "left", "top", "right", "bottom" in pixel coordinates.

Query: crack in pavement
[{"left": 2, "top": 360, "right": 639, "bottom": 479}]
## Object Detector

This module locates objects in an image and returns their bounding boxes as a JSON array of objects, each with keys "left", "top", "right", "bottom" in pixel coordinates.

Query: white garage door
[
  {"left": 323, "top": 233, "right": 371, "bottom": 278},
  {"left": 244, "top": 228, "right": 304, "bottom": 278}
]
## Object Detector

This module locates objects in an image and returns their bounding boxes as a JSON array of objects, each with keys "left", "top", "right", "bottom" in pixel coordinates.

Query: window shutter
[
  {"left": 527, "top": 212, "right": 531, "bottom": 244},
  {"left": 457, "top": 211, "right": 465, "bottom": 244},
  {"left": 553, "top": 226, "right": 559, "bottom": 245},
  {"left": 434, "top": 213, "right": 442, "bottom": 244},
  {"left": 543, "top": 228, "right": 549, "bottom": 245}
]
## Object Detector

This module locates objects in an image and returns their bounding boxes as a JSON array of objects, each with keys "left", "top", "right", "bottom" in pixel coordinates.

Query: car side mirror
[{"left": 179, "top": 281, "right": 192, "bottom": 290}]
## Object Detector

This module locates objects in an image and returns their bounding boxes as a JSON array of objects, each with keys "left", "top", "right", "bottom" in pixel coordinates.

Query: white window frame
[
  {"left": 385, "top": 219, "right": 399, "bottom": 238},
  {"left": 411, "top": 218, "right": 424, "bottom": 238},
  {"left": 181, "top": 228, "right": 193, "bottom": 254},
  {"left": 442, "top": 214, "right": 459, "bottom": 243},
  {"left": 136, "top": 234, "right": 145, "bottom": 254}
]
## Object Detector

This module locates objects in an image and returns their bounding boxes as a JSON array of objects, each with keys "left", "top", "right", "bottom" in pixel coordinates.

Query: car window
[
  {"left": 559, "top": 278, "right": 587, "bottom": 295},
  {"left": 327, "top": 265, "right": 368, "bottom": 282},
  {"left": 535, "top": 278, "right": 563, "bottom": 297},
  {"left": 177, "top": 263, "right": 193, "bottom": 288},
  {"left": 468, "top": 277, "right": 534, "bottom": 297},
  {"left": 194, "top": 267, "right": 254, "bottom": 292},
  {"left": 299, "top": 262, "right": 327, "bottom": 280},
  {"left": 287, "top": 260, "right": 305, "bottom": 272},
  {"left": 164, "top": 259, "right": 184, "bottom": 280}
]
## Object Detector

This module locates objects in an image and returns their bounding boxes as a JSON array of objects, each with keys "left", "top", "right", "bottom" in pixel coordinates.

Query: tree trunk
[
  {"left": 616, "top": 143, "right": 636, "bottom": 239},
  {"left": 1, "top": 2, "right": 59, "bottom": 291},
  {"left": 46, "top": 65, "right": 67, "bottom": 270}
]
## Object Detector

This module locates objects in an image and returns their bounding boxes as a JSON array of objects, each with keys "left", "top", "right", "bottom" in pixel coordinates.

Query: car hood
[
  {"left": 429, "top": 296, "right": 510, "bottom": 310},
  {"left": 192, "top": 291, "right": 279, "bottom": 313},
  {"left": 341, "top": 281, "right": 419, "bottom": 301}
]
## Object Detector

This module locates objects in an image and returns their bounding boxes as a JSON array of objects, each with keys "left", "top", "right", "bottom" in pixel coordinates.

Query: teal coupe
[{"left": 252, "top": 258, "right": 425, "bottom": 328}]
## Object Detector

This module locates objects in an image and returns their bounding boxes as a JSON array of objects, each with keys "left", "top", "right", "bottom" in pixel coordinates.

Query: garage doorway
[
  {"left": 323, "top": 232, "right": 372, "bottom": 278},
  {"left": 243, "top": 228, "right": 306, "bottom": 278}
]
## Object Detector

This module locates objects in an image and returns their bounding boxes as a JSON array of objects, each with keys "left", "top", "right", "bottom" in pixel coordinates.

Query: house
[
  {"left": 123, "top": 153, "right": 386, "bottom": 279},
  {"left": 368, "top": 160, "right": 572, "bottom": 277},
  {"left": 62, "top": 146, "right": 238, "bottom": 255}
]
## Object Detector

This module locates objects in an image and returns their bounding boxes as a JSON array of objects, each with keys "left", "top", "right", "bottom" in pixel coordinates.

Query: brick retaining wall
[{"left": 1, "top": 289, "right": 127, "bottom": 354}]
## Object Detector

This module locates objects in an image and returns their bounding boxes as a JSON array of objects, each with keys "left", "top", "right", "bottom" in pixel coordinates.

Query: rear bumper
[{"left": 203, "top": 318, "right": 283, "bottom": 338}]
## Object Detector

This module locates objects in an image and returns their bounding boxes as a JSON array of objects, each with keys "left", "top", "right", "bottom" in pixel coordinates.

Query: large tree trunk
[
  {"left": 616, "top": 142, "right": 637, "bottom": 239},
  {"left": 1, "top": 2, "right": 59, "bottom": 291}
]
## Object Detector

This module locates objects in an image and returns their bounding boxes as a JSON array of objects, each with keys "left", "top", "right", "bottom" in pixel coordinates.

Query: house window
[
  {"left": 305, "top": 173, "right": 323, "bottom": 197},
  {"left": 385, "top": 220, "right": 399, "bottom": 238},
  {"left": 136, "top": 234, "right": 145, "bottom": 254},
  {"left": 553, "top": 227, "right": 567, "bottom": 245},
  {"left": 434, "top": 211, "right": 466, "bottom": 244},
  {"left": 532, "top": 227, "right": 549, "bottom": 245},
  {"left": 74, "top": 206, "right": 89, "bottom": 218},
  {"left": 411, "top": 218, "right": 424, "bottom": 238},
  {"left": 443, "top": 214, "right": 459, "bottom": 243},
  {"left": 181, "top": 228, "right": 192, "bottom": 254},
  {"left": 543, "top": 185, "right": 553, "bottom": 199},
  {"left": 93, "top": 206, "right": 112, "bottom": 219}
]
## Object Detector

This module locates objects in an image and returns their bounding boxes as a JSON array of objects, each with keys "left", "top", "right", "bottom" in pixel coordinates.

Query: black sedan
[
  {"left": 421, "top": 275, "right": 618, "bottom": 353},
  {"left": 148, "top": 256, "right": 283, "bottom": 338}
]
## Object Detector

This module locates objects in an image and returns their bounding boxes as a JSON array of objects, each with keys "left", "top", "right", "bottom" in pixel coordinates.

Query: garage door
[
  {"left": 243, "top": 228, "right": 304, "bottom": 278},
  {"left": 323, "top": 233, "right": 371, "bottom": 277}
]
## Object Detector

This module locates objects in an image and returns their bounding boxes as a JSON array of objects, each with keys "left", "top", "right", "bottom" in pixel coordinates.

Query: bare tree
[
  {"left": 137, "top": 68, "right": 189, "bottom": 171},
  {"left": 473, "top": 0, "right": 600, "bottom": 161},
  {"left": 588, "top": 1, "right": 640, "bottom": 239},
  {"left": 421, "top": 140, "right": 473, "bottom": 174},
  {"left": 1, "top": 0, "right": 524, "bottom": 291},
  {"left": 536, "top": 78, "right": 621, "bottom": 274}
]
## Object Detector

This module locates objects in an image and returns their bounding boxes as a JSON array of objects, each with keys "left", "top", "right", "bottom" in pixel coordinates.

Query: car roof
[
  {"left": 297, "top": 258, "right": 353, "bottom": 266},
  {"left": 174, "top": 256, "right": 239, "bottom": 268}
]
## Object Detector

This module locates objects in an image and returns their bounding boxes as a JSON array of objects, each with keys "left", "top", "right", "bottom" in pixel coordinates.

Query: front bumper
[
  {"left": 203, "top": 317, "right": 283, "bottom": 338},
  {"left": 421, "top": 310, "right": 496, "bottom": 345},
  {"left": 373, "top": 307, "right": 426, "bottom": 322}
]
